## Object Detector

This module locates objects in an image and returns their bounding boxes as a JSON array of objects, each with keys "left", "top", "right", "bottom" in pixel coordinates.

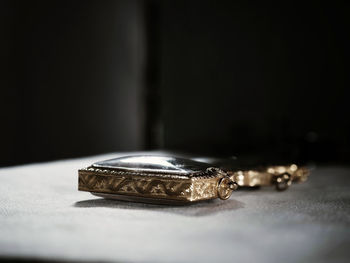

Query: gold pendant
[{"left": 78, "top": 155, "right": 237, "bottom": 204}]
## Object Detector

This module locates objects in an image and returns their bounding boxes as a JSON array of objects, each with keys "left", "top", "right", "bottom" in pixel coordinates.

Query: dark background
[{"left": 1, "top": 0, "right": 349, "bottom": 167}]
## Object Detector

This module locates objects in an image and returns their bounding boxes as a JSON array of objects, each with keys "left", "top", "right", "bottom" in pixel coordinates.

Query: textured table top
[{"left": 0, "top": 153, "right": 349, "bottom": 263}]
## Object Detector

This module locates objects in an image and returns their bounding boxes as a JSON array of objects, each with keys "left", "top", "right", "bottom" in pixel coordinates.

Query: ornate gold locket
[{"left": 78, "top": 155, "right": 237, "bottom": 204}]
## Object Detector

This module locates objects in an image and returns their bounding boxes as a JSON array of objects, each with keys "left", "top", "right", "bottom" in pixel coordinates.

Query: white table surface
[{"left": 0, "top": 152, "right": 349, "bottom": 263}]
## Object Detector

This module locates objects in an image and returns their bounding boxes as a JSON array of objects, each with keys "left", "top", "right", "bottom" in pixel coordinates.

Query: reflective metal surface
[{"left": 93, "top": 155, "right": 211, "bottom": 175}]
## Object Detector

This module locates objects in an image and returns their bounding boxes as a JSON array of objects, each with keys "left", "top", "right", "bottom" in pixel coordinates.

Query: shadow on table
[{"left": 74, "top": 198, "right": 244, "bottom": 216}]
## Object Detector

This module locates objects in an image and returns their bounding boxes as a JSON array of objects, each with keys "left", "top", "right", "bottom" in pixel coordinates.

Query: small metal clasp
[
  {"left": 208, "top": 167, "right": 238, "bottom": 200},
  {"left": 217, "top": 176, "right": 238, "bottom": 200}
]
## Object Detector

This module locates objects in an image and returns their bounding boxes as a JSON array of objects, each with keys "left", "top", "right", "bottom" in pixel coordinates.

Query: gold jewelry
[
  {"left": 192, "top": 157, "right": 310, "bottom": 191},
  {"left": 228, "top": 164, "right": 310, "bottom": 191},
  {"left": 78, "top": 155, "right": 237, "bottom": 205},
  {"left": 78, "top": 155, "right": 309, "bottom": 204}
]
